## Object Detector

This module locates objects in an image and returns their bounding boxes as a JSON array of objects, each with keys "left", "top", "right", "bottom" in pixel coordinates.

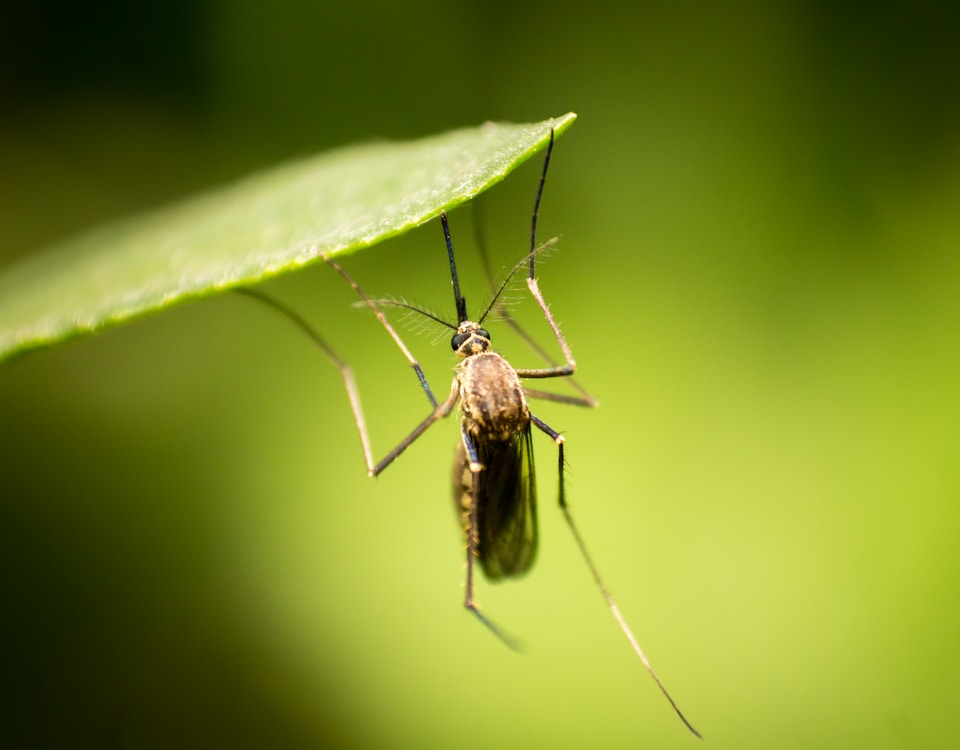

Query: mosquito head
[{"left": 451, "top": 321, "right": 491, "bottom": 357}]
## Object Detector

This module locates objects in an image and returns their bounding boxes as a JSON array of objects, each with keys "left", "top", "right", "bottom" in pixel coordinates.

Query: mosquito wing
[{"left": 453, "top": 425, "right": 538, "bottom": 580}]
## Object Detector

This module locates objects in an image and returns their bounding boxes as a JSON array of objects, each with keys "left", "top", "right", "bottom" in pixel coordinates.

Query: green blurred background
[{"left": 2, "top": 2, "right": 959, "bottom": 748}]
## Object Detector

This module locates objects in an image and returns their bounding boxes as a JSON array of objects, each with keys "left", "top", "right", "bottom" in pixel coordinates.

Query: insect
[{"left": 243, "top": 130, "right": 700, "bottom": 737}]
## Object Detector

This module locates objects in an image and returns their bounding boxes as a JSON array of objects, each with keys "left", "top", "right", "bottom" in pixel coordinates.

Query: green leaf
[{"left": 0, "top": 113, "right": 576, "bottom": 364}]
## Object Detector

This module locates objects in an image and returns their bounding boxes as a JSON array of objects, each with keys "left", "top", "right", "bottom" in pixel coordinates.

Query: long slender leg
[
  {"left": 371, "top": 383, "right": 459, "bottom": 476},
  {"left": 529, "top": 412, "right": 702, "bottom": 739},
  {"left": 513, "top": 276, "right": 583, "bottom": 382},
  {"left": 501, "top": 310, "right": 596, "bottom": 399},
  {"left": 318, "top": 251, "right": 474, "bottom": 476},
  {"left": 523, "top": 388, "right": 596, "bottom": 408},
  {"left": 472, "top": 198, "right": 596, "bottom": 404},
  {"left": 511, "top": 128, "right": 595, "bottom": 390},
  {"left": 236, "top": 287, "right": 379, "bottom": 471},
  {"left": 237, "top": 282, "right": 456, "bottom": 478},
  {"left": 528, "top": 130, "right": 554, "bottom": 279},
  {"left": 321, "top": 253, "right": 438, "bottom": 409},
  {"left": 459, "top": 426, "right": 521, "bottom": 651}
]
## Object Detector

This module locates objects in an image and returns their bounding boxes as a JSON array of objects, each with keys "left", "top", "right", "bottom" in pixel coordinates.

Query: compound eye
[
  {"left": 477, "top": 328, "right": 491, "bottom": 342},
  {"left": 451, "top": 332, "right": 469, "bottom": 351}
]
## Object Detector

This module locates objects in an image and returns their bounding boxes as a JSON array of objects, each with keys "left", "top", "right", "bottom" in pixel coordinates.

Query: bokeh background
[{"left": 2, "top": 2, "right": 959, "bottom": 748}]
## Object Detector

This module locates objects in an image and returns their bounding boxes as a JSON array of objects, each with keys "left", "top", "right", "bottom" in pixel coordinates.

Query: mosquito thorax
[{"left": 451, "top": 322, "right": 491, "bottom": 357}]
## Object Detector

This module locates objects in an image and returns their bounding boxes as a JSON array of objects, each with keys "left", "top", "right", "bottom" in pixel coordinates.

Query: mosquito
[{"left": 242, "top": 130, "right": 700, "bottom": 738}]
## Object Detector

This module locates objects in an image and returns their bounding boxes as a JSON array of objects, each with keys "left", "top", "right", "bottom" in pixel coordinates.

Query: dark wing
[{"left": 452, "top": 426, "right": 538, "bottom": 580}]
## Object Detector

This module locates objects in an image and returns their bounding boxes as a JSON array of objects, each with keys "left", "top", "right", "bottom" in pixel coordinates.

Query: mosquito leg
[
  {"left": 318, "top": 252, "right": 477, "bottom": 477},
  {"left": 511, "top": 127, "right": 593, "bottom": 388},
  {"left": 528, "top": 129, "right": 555, "bottom": 280},
  {"left": 469, "top": 128, "right": 596, "bottom": 402},
  {"left": 370, "top": 381, "right": 459, "bottom": 476},
  {"left": 459, "top": 423, "right": 483, "bottom": 472},
  {"left": 529, "top": 411, "right": 702, "bottom": 739},
  {"left": 461, "top": 429, "right": 482, "bottom": 612},
  {"left": 502, "top": 317, "right": 599, "bottom": 407},
  {"left": 523, "top": 388, "right": 596, "bottom": 408},
  {"left": 321, "top": 252, "right": 438, "bottom": 409},
  {"left": 471, "top": 197, "right": 595, "bottom": 404},
  {"left": 512, "top": 274, "right": 583, "bottom": 383},
  {"left": 479, "top": 238, "right": 596, "bottom": 397},
  {"left": 458, "top": 427, "right": 522, "bottom": 651},
  {"left": 236, "top": 287, "right": 381, "bottom": 471},
  {"left": 237, "top": 287, "right": 457, "bottom": 477}
]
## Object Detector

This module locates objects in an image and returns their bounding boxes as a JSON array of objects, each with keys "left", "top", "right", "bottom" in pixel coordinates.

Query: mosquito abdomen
[{"left": 458, "top": 352, "right": 529, "bottom": 441}]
